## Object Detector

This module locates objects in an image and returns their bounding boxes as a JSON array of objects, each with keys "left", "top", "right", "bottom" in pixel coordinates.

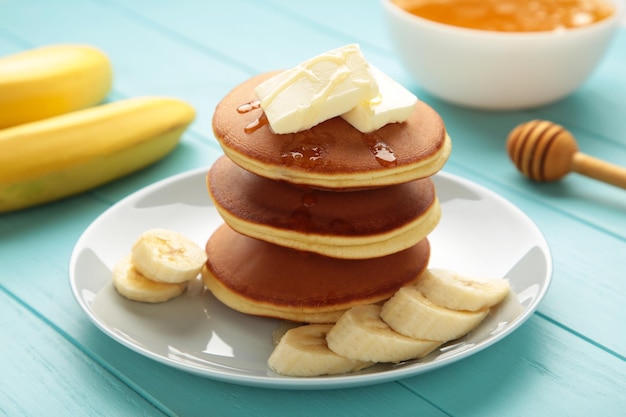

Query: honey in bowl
[{"left": 392, "top": 0, "right": 615, "bottom": 32}]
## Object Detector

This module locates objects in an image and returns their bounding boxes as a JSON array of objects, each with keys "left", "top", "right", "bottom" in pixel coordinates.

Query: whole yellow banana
[
  {"left": 0, "top": 44, "right": 113, "bottom": 129},
  {"left": 0, "top": 96, "right": 195, "bottom": 213}
]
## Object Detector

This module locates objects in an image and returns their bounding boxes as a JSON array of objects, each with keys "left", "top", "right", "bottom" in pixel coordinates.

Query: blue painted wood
[
  {"left": 1, "top": 0, "right": 625, "bottom": 416},
  {"left": 0, "top": 292, "right": 168, "bottom": 416},
  {"left": 407, "top": 316, "right": 626, "bottom": 416}
]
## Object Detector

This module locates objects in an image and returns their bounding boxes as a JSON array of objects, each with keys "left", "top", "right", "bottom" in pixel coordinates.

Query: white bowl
[{"left": 381, "top": 0, "right": 624, "bottom": 110}]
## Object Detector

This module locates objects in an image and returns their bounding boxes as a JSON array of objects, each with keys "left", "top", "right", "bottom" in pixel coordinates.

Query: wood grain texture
[
  {"left": 0, "top": 292, "right": 167, "bottom": 416},
  {"left": 404, "top": 317, "right": 626, "bottom": 417},
  {"left": 0, "top": 0, "right": 624, "bottom": 416}
]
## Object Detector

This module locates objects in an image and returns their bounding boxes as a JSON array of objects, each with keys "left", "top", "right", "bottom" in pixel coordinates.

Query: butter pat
[
  {"left": 341, "top": 66, "right": 417, "bottom": 133},
  {"left": 254, "top": 44, "right": 378, "bottom": 134}
]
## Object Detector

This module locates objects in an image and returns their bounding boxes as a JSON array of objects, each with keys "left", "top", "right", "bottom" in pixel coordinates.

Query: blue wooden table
[{"left": 1, "top": 1, "right": 625, "bottom": 416}]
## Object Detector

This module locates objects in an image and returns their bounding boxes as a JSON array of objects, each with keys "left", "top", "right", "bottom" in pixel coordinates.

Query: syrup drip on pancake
[
  {"left": 363, "top": 133, "right": 398, "bottom": 167},
  {"left": 244, "top": 113, "right": 268, "bottom": 133},
  {"left": 286, "top": 188, "right": 355, "bottom": 234},
  {"left": 237, "top": 99, "right": 268, "bottom": 133},
  {"left": 288, "top": 206, "right": 314, "bottom": 231},
  {"left": 281, "top": 145, "right": 323, "bottom": 168},
  {"left": 301, "top": 190, "right": 317, "bottom": 208},
  {"left": 235, "top": 96, "right": 402, "bottom": 170},
  {"left": 236, "top": 99, "right": 261, "bottom": 113},
  {"left": 296, "top": 189, "right": 355, "bottom": 235},
  {"left": 287, "top": 189, "right": 317, "bottom": 231}
]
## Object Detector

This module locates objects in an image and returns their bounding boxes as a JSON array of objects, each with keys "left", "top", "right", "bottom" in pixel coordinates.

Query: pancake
[
  {"left": 207, "top": 155, "right": 441, "bottom": 259},
  {"left": 202, "top": 224, "right": 431, "bottom": 323},
  {"left": 212, "top": 71, "right": 452, "bottom": 190}
]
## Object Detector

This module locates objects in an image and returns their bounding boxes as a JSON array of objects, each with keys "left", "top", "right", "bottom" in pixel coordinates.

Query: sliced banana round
[
  {"left": 415, "top": 268, "right": 510, "bottom": 312},
  {"left": 381, "top": 286, "right": 488, "bottom": 342},
  {"left": 131, "top": 228, "right": 207, "bottom": 284},
  {"left": 327, "top": 304, "right": 441, "bottom": 363},
  {"left": 268, "top": 323, "right": 373, "bottom": 377},
  {"left": 112, "top": 254, "right": 188, "bottom": 303}
]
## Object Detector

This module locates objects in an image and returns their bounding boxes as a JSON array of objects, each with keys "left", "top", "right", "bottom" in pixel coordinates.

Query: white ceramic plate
[{"left": 70, "top": 167, "right": 552, "bottom": 389}]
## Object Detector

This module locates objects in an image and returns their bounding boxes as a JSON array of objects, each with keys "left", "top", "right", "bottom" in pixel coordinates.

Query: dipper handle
[
  {"left": 507, "top": 120, "right": 626, "bottom": 189},
  {"left": 571, "top": 152, "right": 626, "bottom": 189}
]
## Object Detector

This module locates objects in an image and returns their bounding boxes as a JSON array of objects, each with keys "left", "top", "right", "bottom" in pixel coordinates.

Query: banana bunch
[
  {"left": 0, "top": 44, "right": 113, "bottom": 129},
  {"left": 268, "top": 269, "right": 510, "bottom": 377},
  {"left": 112, "top": 229, "right": 207, "bottom": 303},
  {"left": 0, "top": 44, "right": 196, "bottom": 213}
]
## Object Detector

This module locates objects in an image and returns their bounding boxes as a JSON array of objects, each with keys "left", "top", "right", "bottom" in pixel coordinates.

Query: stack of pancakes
[{"left": 202, "top": 72, "right": 452, "bottom": 323}]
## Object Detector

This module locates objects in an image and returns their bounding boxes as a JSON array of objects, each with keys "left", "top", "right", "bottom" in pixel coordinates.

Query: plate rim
[{"left": 69, "top": 167, "right": 553, "bottom": 389}]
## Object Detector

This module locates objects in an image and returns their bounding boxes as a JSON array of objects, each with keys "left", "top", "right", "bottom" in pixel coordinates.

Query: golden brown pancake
[
  {"left": 202, "top": 224, "right": 431, "bottom": 323},
  {"left": 207, "top": 156, "right": 440, "bottom": 259},
  {"left": 212, "top": 71, "right": 452, "bottom": 190}
]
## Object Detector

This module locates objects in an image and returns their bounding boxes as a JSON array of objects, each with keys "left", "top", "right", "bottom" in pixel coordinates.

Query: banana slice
[
  {"left": 327, "top": 304, "right": 441, "bottom": 363},
  {"left": 112, "top": 254, "right": 188, "bottom": 303},
  {"left": 416, "top": 269, "right": 510, "bottom": 311},
  {"left": 131, "top": 228, "right": 207, "bottom": 284},
  {"left": 268, "top": 323, "right": 373, "bottom": 377},
  {"left": 381, "top": 286, "right": 488, "bottom": 342}
]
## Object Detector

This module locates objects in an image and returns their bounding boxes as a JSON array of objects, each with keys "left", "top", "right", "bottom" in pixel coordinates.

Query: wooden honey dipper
[{"left": 506, "top": 120, "right": 626, "bottom": 189}]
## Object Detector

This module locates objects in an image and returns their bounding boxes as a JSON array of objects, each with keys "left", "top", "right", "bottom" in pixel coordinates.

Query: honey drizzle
[
  {"left": 288, "top": 206, "right": 315, "bottom": 231},
  {"left": 244, "top": 113, "right": 268, "bottom": 133},
  {"left": 396, "top": 0, "right": 614, "bottom": 32},
  {"left": 237, "top": 99, "right": 261, "bottom": 113},
  {"left": 287, "top": 188, "right": 356, "bottom": 235},
  {"left": 236, "top": 100, "right": 398, "bottom": 168},
  {"left": 286, "top": 188, "right": 316, "bottom": 231},
  {"left": 301, "top": 190, "right": 317, "bottom": 208},
  {"left": 363, "top": 134, "right": 398, "bottom": 167},
  {"left": 280, "top": 145, "right": 323, "bottom": 168},
  {"left": 237, "top": 99, "right": 268, "bottom": 133}
]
